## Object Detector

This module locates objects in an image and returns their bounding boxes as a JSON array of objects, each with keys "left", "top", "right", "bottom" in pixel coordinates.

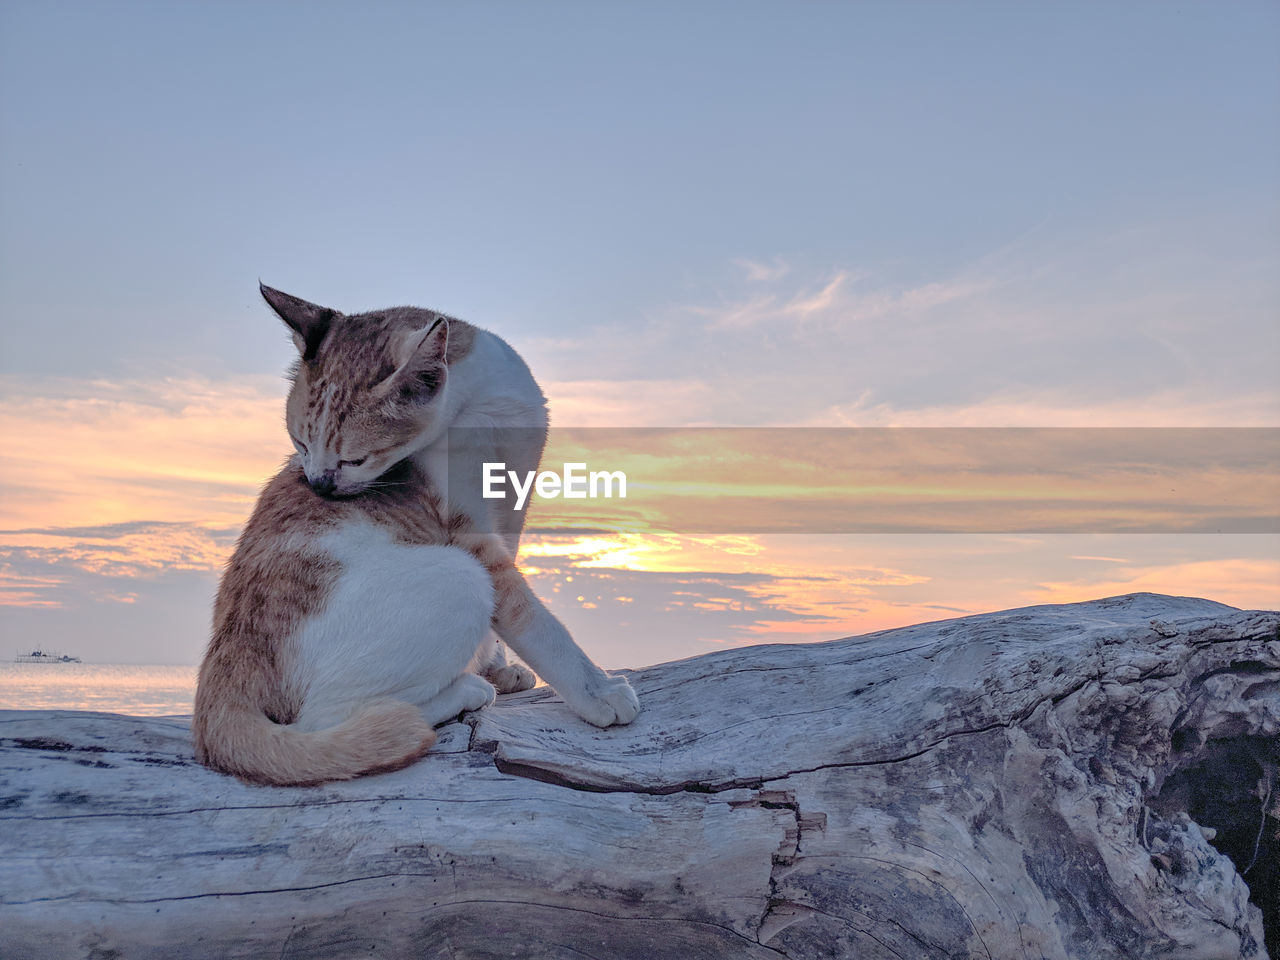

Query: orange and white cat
[{"left": 192, "top": 285, "right": 638, "bottom": 785}]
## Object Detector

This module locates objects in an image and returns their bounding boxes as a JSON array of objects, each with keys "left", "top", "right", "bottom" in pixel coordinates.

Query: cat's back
[{"left": 446, "top": 323, "right": 548, "bottom": 426}]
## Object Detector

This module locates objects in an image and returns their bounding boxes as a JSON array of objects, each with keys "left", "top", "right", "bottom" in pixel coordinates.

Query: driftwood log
[{"left": 2, "top": 593, "right": 1277, "bottom": 959}]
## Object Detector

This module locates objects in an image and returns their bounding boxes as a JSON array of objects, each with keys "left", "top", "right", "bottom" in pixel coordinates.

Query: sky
[{"left": 1, "top": 1, "right": 1278, "bottom": 668}]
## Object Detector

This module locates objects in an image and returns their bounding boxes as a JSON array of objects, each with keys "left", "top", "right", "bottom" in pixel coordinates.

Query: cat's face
[{"left": 261, "top": 285, "right": 450, "bottom": 498}]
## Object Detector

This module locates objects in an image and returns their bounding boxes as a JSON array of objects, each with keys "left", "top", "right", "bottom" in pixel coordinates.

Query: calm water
[{"left": 0, "top": 663, "right": 197, "bottom": 715}]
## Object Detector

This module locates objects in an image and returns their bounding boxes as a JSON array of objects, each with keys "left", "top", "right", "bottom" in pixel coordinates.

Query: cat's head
[{"left": 261, "top": 283, "right": 451, "bottom": 498}]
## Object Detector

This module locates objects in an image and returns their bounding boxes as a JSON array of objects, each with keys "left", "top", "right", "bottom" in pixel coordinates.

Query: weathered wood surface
[{"left": 1, "top": 593, "right": 1277, "bottom": 959}]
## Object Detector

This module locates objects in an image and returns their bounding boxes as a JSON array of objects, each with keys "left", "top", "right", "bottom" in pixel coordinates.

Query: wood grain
[{"left": 2, "top": 594, "right": 1276, "bottom": 959}]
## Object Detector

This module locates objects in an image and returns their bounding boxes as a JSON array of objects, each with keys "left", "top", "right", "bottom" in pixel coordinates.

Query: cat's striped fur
[{"left": 192, "top": 285, "right": 638, "bottom": 786}]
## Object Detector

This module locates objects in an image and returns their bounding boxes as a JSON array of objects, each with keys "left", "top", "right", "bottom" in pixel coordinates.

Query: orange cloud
[
  {"left": 0, "top": 374, "right": 288, "bottom": 530},
  {"left": 3, "top": 374, "right": 1274, "bottom": 657},
  {"left": 0, "top": 523, "right": 234, "bottom": 579},
  {"left": 0, "top": 566, "right": 66, "bottom": 608},
  {"left": 1033, "top": 558, "right": 1280, "bottom": 611},
  {"left": 523, "top": 427, "right": 1280, "bottom": 534},
  {"left": 541, "top": 379, "right": 720, "bottom": 426}
]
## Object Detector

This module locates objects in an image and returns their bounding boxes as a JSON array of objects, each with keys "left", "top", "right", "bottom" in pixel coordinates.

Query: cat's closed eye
[
  {"left": 291, "top": 436, "right": 309, "bottom": 454},
  {"left": 340, "top": 457, "right": 367, "bottom": 468}
]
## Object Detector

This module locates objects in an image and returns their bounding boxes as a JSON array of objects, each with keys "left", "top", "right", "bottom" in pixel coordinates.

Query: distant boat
[{"left": 15, "top": 649, "right": 82, "bottom": 664}]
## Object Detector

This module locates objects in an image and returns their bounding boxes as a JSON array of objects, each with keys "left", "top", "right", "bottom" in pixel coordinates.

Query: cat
[{"left": 192, "top": 284, "right": 639, "bottom": 785}]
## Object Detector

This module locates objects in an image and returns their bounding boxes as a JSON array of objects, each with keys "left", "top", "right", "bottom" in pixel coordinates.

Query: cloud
[
  {"left": 525, "top": 233, "right": 1278, "bottom": 430},
  {"left": 0, "top": 374, "right": 289, "bottom": 530},
  {"left": 0, "top": 566, "right": 67, "bottom": 608},
  {"left": 2, "top": 223, "right": 1274, "bottom": 665},
  {"left": 542, "top": 378, "right": 720, "bottom": 426},
  {"left": 806, "top": 389, "right": 1280, "bottom": 428},
  {"left": 692, "top": 269, "right": 991, "bottom": 332},
  {"left": 0, "top": 522, "right": 236, "bottom": 582},
  {"left": 516, "top": 528, "right": 1280, "bottom": 669},
  {"left": 508, "top": 427, "right": 1280, "bottom": 534},
  {"left": 516, "top": 528, "right": 938, "bottom": 662},
  {"left": 735, "top": 257, "right": 791, "bottom": 283},
  {"left": 694, "top": 269, "right": 853, "bottom": 329},
  {"left": 0, "top": 521, "right": 235, "bottom": 615}
]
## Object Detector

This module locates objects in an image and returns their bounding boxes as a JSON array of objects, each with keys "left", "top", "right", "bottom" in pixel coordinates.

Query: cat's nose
[{"left": 309, "top": 470, "right": 338, "bottom": 498}]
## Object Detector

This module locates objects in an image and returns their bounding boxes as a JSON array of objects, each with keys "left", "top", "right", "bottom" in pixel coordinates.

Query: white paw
[
  {"left": 573, "top": 675, "right": 640, "bottom": 727},
  {"left": 489, "top": 663, "right": 537, "bottom": 694},
  {"left": 459, "top": 673, "right": 497, "bottom": 714}
]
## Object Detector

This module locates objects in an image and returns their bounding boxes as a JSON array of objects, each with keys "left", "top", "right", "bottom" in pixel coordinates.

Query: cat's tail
[{"left": 193, "top": 697, "right": 436, "bottom": 786}]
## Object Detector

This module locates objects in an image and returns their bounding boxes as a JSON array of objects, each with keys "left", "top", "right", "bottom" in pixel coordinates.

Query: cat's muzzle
[{"left": 308, "top": 470, "right": 339, "bottom": 498}]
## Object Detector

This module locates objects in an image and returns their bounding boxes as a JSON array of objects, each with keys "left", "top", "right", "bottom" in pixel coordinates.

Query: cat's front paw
[
  {"left": 573, "top": 675, "right": 640, "bottom": 727},
  {"left": 458, "top": 673, "right": 497, "bottom": 714}
]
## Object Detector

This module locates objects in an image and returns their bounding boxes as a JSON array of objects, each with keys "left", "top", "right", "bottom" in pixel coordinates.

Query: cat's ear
[
  {"left": 387, "top": 317, "right": 448, "bottom": 403},
  {"left": 260, "top": 283, "right": 339, "bottom": 362}
]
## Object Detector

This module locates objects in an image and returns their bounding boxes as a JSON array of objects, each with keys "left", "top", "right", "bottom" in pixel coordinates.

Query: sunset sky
[{"left": 1, "top": 2, "right": 1278, "bottom": 667}]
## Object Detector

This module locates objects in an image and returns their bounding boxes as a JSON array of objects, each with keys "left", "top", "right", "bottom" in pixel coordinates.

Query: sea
[{"left": 0, "top": 662, "right": 197, "bottom": 716}]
